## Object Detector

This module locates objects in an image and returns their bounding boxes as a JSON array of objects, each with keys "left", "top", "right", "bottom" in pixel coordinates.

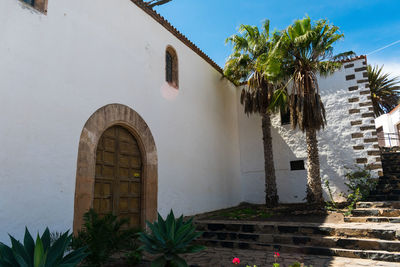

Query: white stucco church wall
[
  {"left": 238, "top": 58, "right": 382, "bottom": 203},
  {"left": 0, "top": 0, "right": 382, "bottom": 244},
  {"left": 0, "top": 0, "right": 242, "bottom": 241}
]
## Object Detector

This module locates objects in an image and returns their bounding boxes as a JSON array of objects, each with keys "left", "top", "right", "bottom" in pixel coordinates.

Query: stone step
[
  {"left": 351, "top": 208, "right": 400, "bottom": 217},
  {"left": 376, "top": 182, "right": 400, "bottom": 188},
  {"left": 199, "top": 232, "right": 400, "bottom": 252},
  {"left": 197, "top": 239, "right": 400, "bottom": 262},
  {"left": 345, "top": 217, "right": 400, "bottom": 223},
  {"left": 195, "top": 220, "right": 400, "bottom": 241},
  {"left": 377, "top": 176, "right": 400, "bottom": 183},
  {"left": 380, "top": 172, "right": 400, "bottom": 177},
  {"left": 367, "top": 195, "right": 400, "bottom": 201},
  {"left": 375, "top": 183, "right": 400, "bottom": 191},
  {"left": 357, "top": 201, "right": 400, "bottom": 209},
  {"left": 382, "top": 167, "right": 400, "bottom": 174},
  {"left": 373, "top": 189, "right": 400, "bottom": 195}
]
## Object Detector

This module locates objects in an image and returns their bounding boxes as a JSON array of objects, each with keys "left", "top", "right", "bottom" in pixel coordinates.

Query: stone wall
[
  {"left": 344, "top": 57, "right": 383, "bottom": 176},
  {"left": 237, "top": 56, "right": 383, "bottom": 203}
]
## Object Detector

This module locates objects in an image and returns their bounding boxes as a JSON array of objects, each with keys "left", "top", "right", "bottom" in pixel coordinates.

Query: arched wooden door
[{"left": 94, "top": 125, "right": 142, "bottom": 228}]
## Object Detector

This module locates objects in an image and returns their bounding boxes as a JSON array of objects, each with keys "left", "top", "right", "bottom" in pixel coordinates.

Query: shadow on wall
[
  {"left": 272, "top": 120, "right": 351, "bottom": 203},
  {"left": 270, "top": 126, "right": 308, "bottom": 203}
]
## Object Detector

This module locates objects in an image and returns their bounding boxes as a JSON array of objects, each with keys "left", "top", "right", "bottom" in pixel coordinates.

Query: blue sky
[{"left": 154, "top": 0, "right": 400, "bottom": 77}]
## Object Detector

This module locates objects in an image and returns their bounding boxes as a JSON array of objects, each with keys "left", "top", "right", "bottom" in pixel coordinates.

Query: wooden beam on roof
[{"left": 145, "top": 0, "right": 172, "bottom": 8}]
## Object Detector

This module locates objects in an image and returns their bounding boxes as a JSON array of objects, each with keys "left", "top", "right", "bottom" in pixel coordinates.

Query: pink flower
[
  {"left": 274, "top": 252, "right": 280, "bottom": 257},
  {"left": 232, "top": 257, "right": 240, "bottom": 264}
]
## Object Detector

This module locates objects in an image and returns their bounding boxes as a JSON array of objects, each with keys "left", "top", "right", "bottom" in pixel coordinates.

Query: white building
[
  {"left": 375, "top": 104, "right": 400, "bottom": 147},
  {"left": 0, "top": 0, "right": 381, "bottom": 241}
]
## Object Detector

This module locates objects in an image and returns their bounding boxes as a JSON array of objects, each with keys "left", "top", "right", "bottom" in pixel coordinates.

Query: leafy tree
[
  {"left": 224, "top": 20, "right": 279, "bottom": 207},
  {"left": 270, "top": 17, "right": 352, "bottom": 204},
  {"left": 367, "top": 65, "right": 400, "bottom": 117}
]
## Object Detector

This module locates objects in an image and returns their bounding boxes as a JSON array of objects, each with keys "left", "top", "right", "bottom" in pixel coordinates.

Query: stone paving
[{"left": 182, "top": 247, "right": 400, "bottom": 267}]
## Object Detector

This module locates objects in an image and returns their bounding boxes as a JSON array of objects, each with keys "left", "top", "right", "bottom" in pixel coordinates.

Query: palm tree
[
  {"left": 224, "top": 21, "right": 279, "bottom": 207},
  {"left": 367, "top": 65, "right": 400, "bottom": 117},
  {"left": 270, "top": 17, "right": 349, "bottom": 204}
]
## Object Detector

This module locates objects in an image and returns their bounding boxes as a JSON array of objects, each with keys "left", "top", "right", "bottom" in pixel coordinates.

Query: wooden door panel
[
  {"left": 119, "top": 155, "right": 130, "bottom": 167},
  {"left": 103, "top": 152, "right": 115, "bottom": 165},
  {"left": 130, "top": 157, "right": 141, "bottom": 168},
  {"left": 104, "top": 138, "right": 116, "bottom": 152},
  {"left": 130, "top": 182, "right": 141, "bottom": 194},
  {"left": 102, "top": 165, "right": 115, "bottom": 178},
  {"left": 119, "top": 168, "right": 130, "bottom": 178},
  {"left": 94, "top": 125, "right": 142, "bottom": 227}
]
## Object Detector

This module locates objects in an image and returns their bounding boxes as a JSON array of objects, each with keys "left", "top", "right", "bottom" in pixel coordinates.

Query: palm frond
[
  {"left": 368, "top": 65, "right": 400, "bottom": 116},
  {"left": 224, "top": 21, "right": 281, "bottom": 115},
  {"left": 270, "top": 17, "right": 344, "bottom": 131}
]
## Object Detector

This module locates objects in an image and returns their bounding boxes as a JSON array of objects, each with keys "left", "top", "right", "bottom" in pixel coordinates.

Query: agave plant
[
  {"left": 0, "top": 227, "right": 87, "bottom": 267},
  {"left": 139, "top": 210, "right": 205, "bottom": 267}
]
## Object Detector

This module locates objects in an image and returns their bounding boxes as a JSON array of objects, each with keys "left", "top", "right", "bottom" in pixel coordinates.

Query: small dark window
[
  {"left": 21, "top": 0, "right": 48, "bottom": 13},
  {"left": 166, "top": 51, "right": 173, "bottom": 83},
  {"left": 290, "top": 160, "right": 305, "bottom": 171},
  {"left": 281, "top": 107, "right": 290, "bottom": 125},
  {"left": 165, "top": 46, "right": 179, "bottom": 88}
]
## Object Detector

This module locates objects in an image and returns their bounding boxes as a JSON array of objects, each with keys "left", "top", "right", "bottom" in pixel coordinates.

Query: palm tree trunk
[
  {"left": 262, "top": 113, "right": 279, "bottom": 207},
  {"left": 305, "top": 128, "right": 324, "bottom": 204}
]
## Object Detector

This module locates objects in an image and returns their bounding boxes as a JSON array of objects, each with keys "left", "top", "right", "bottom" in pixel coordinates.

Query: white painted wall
[
  {"left": 0, "top": 0, "right": 242, "bottom": 242},
  {"left": 238, "top": 59, "right": 371, "bottom": 203},
  {"left": 375, "top": 105, "right": 400, "bottom": 147}
]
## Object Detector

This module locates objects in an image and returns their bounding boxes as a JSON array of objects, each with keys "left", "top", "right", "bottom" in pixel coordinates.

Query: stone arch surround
[{"left": 73, "top": 104, "right": 158, "bottom": 233}]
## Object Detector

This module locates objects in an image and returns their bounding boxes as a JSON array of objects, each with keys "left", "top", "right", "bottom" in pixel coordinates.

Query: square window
[{"left": 290, "top": 160, "right": 305, "bottom": 171}]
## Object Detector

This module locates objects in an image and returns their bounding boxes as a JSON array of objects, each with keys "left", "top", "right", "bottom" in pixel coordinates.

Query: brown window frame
[
  {"left": 376, "top": 126, "right": 385, "bottom": 147},
  {"left": 397, "top": 123, "right": 400, "bottom": 142},
  {"left": 21, "top": 0, "right": 48, "bottom": 14},
  {"left": 165, "top": 46, "right": 179, "bottom": 89}
]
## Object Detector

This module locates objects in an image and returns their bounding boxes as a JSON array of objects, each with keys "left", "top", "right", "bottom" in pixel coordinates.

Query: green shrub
[
  {"left": 124, "top": 231, "right": 143, "bottom": 266},
  {"left": 323, "top": 178, "right": 338, "bottom": 211},
  {"left": 344, "top": 165, "right": 378, "bottom": 215},
  {"left": 0, "top": 227, "right": 87, "bottom": 267},
  {"left": 344, "top": 165, "right": 377, "bottom": 200},
  {"left": 72, "top": 209, "right": 140, "bottom": 267},
  {"left": 125, "top": 249, "right": 142, "bottom": 266},
  {"left": 139, "top": 210, "right": 205, "bottom": 267}
]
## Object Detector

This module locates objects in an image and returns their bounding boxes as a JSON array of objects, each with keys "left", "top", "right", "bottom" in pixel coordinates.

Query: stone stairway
[
  {"left": 193, "top": 152, "right": 400, "bottom": 263},
  {"left": 366, "top": 174, "right": 400, "bottom": 201},
  {"left": 368, "top": 151, "right": 400, "bottom": 201},
  {"left": 381, "top": 152, "right": 400, "bottom": 174},
  {"left": 195, "top": 185, "right": 400, "bottom": 262},
  {"left": 194, "top": 219, "right": 400, "bottom": 262},
  {"left": 344, "top": 201, "right": 400, "bottom": 223}
]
